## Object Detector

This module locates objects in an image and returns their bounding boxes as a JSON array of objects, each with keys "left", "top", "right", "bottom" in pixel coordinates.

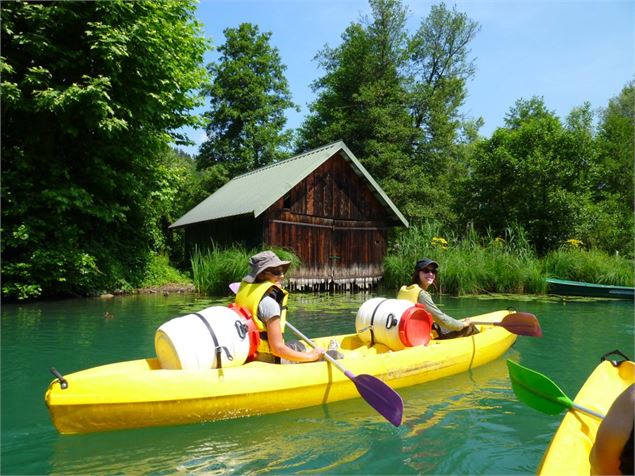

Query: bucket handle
[
  {"left": 235, "top": 321, "right": 248, "bottom": 339},
  {"left": 385, "top": 313, "right": 398, "bottom": 329}
]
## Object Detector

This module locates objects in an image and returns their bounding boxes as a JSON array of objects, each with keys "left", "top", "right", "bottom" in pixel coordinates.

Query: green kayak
[{"left": 546, "top": 278, "right": 634, "bottom": 299}]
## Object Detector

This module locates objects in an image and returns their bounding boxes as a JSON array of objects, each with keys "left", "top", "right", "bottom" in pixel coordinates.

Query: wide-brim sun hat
[
  {"left": 415, "top": 257, "right": 439, "bottom": 271},
  {"left": 243, "top": 250, "right": 291, "bottom": 283}
]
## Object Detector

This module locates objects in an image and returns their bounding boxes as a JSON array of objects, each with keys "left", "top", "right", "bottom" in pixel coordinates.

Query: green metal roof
[{"left": 170, "top": 141, "right": 409, "bottom": 228}]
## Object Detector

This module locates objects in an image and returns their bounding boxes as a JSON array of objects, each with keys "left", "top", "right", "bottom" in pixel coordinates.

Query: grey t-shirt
[
  {"left": 257, "top": 295, "right": 281, "bottom": 324},
  {"left": 417, "top": 289, "right": 464, "bottom": 333}
]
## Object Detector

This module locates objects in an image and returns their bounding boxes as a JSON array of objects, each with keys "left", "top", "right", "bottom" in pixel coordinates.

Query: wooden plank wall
[{"left": 265, "top": 153, "right": 391, "bottom": 290}]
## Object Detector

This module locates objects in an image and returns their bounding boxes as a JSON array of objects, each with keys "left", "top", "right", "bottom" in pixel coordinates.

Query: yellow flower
[
  {"left": 564, "top": 238, "right": 584, "bottom": 248},
  {"left": 431, "top": 236, "right": 448, "bottom": 250}
]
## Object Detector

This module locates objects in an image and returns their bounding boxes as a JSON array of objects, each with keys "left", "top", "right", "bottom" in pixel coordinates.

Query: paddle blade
[
  {"left": 500, "top": 312, "right": 543, "bottom": 337},
  {"left": 229, "top": 282, "right": 240, "bottom": 294},
  {"left": 507, "top": 360, "right": 573, "bottom": 415},
  {"left": 353, "top": 374, "right": 403, "bottom": 427}
]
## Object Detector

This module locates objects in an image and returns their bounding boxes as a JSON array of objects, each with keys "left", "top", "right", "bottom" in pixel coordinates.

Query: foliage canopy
[{"left": 1, "top": 0, "right": 209, "bottom": 299}]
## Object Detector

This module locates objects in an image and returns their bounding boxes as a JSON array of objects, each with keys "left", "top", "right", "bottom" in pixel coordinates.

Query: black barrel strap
[
  {"left": 369, "top": 299, "right": 387, "bottom": 346},
  {"left": 194, "top": 312, "right": 233, "bottom": 369}
]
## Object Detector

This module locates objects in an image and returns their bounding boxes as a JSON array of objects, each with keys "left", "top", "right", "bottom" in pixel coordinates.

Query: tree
[
  {"left": 1, "top": 1, "right": 209, "bottom": 299},
  {"left": 406, "top": 2, "right": 480, "bottom": 226},
  {"left": 459, "top": 97, "right": 592, "bottom": 254},
  {"left": 297, "top": 1, "right": 480, "bottom": 225},
  {"left": 408, "top": 2, "right": 479, "bottom": 149},
  {"left": 578, "top": 80, "right": 634, "bottom": 256},
  {"left": 197, "top": 23, "right": 297, "bottom": 177},
  {"left": 297, "top": 0, "right": 416, "bottom": 214}
]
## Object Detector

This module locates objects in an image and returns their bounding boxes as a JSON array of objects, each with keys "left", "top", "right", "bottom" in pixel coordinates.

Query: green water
[{"left": 2, "top": 292, "right": 633, "bottom": 475}]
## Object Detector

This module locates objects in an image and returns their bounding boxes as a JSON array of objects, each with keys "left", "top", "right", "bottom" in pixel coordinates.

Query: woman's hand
[
  {"left": 307, "top": 347, "right": 325, "bottom": 362},
  {"left": 463, "top": 318, "right": 473, "bottom": 328}
]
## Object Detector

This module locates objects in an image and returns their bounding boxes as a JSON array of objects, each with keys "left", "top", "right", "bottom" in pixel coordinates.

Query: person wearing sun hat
[
  {"left": 235, "top": 250, "right": 324, "bottom": 363},
  {"left": 397, "top": 257, "right": 479, "bottom": 339}
]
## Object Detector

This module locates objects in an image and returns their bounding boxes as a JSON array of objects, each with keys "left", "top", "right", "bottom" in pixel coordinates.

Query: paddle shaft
[
  {"left": 572, "top": 403, "right": 605, "bottom": 420},
  {"left": 470, "top": 312, "right": 542, "bottom": 337},
  {"left": 285, "top": 321, "right": 352, "bottom": 377}
]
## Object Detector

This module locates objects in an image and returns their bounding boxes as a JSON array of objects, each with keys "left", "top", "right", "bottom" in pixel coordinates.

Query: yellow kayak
[
  {"left": 537, "top": 356, "right": 635, "bottom": 475},
  {"left": 45, "top": 309, "right": 516, "bottom": 434}
]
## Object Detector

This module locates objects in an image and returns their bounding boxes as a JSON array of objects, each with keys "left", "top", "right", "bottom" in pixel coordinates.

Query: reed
[
  {"left": 544, "top": 248, "right": 634, "bottom": 286},
  {"left": 190, "top": 230, "right": 633, "bottom": 296},
  {"left": 191, "top": 244, "right": 301, "bottom": 294},
  {"left": 384, "top": 224, "right": 546, "bottom": 295},
  {"left": 385, "top": 223, "right": 634, "bottom": 294}
]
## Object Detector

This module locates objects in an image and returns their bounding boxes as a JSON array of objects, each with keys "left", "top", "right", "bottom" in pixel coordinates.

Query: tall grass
[
  {"left": 191, "top": 244, "right": 300, "bottom": 295},
  {"left": 384, "top": 223, "right": 634, "bottom": 295},
  {"left": 544, "top": 248, "right": 634, "bottom": 286},
  {"left": 190, "top": 231, "right": 633, "bottom": 296},
  {"left": 384, "top": 223, "right": 545, "bottom": 295}
]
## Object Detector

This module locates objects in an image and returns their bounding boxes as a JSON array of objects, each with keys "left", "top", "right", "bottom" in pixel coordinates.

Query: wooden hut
[{"left": 170, "top": 141, "right": 408, "bottom": 290}]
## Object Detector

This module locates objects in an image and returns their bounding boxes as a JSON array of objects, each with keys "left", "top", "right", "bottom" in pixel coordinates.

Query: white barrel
[
  {"left": 155, "top": 305, "right": 258, "bottom": 370},
  {"left": 355, "top": 298, "right": 433, "bottom": 350}
]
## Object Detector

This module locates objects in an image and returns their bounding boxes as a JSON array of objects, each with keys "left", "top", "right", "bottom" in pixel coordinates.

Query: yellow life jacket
[
  {"left": 398, "top": 284, "right": 423, "bottom": 303},
  {"left": 235, "top": 281, "right": 288, "bottom": 354}
]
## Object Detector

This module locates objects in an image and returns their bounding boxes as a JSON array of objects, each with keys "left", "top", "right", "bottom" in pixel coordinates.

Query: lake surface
[{"left": 2, "top": 291, "right": 633, "bottom": 475}]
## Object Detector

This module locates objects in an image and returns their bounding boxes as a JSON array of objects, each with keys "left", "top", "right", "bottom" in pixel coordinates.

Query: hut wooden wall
[{"left": 264, "top": 153, "right": 389, "bottom": 289}]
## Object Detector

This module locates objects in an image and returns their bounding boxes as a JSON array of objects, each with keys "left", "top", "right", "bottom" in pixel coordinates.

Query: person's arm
[
  {"left": 417, "top": 290, "right": 467, "bottom": 331},
  {"left": 590, "top": 384, "right": 635, "bottom": 475},
  {"left": 265, "top": 318, "right": 322, "bottom": 362}
]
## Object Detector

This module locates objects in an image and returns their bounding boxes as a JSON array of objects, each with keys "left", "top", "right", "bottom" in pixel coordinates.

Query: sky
[{"left": 179, "top": 0, "right": 635, "bottom": 155}]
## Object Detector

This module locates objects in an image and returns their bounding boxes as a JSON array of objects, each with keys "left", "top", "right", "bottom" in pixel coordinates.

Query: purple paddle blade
[
  {"left": 229, "top": 282, "right": 240, "bottom": 294},
  {"left": 351, "top": 373, "right": 403, "bottom": 427}
]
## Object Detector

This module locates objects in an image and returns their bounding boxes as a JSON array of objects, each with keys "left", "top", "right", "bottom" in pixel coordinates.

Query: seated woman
[
  {"left": 398, "top": 257, "right": 479, "bottom": 339},
  {"left": 234, "top": 250, "right": 323, "bottom": 363}
]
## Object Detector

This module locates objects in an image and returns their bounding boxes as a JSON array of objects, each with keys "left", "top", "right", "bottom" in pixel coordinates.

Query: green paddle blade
[{"left": 506, "top": 360, "right": 573, "bottom": 415}]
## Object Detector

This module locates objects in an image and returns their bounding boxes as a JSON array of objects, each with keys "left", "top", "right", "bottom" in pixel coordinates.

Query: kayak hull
[
  {"left": 46, "top": 310, "right": 516, "bottom": 434},
  {"left": 537, "top": 358, "right": 635, "bottom": 475}
]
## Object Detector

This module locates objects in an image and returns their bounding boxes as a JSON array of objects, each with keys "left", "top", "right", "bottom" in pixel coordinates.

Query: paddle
[
  {"left": 470, "top": 312, "right": 542, "bottom": 337},
  {"left": 285, "top": 321, "right": 403, "bottom": 426},
  {"left": 228, "top": 282, "right": 403, "bottom": 426},
  {"left": 506, "top": 359, "right": 605, "bottom": 419}
]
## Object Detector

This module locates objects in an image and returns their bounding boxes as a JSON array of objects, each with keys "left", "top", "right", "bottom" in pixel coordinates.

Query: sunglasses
[
  {"left": 266, "top": 268, "right": 285, "bottom": 276},
  {"left": 420, "top": 268, "right": 437, "bottom": 275}
]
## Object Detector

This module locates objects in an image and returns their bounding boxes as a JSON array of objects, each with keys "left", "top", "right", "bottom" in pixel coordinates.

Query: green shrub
[{"left": 140, "top": 253, "right": 191, "bottom": 288}]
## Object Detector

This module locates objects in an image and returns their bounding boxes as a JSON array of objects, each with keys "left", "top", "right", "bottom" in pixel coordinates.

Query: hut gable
[{"left": 171, "top": 141, "right": 408, "bottom": 290}]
